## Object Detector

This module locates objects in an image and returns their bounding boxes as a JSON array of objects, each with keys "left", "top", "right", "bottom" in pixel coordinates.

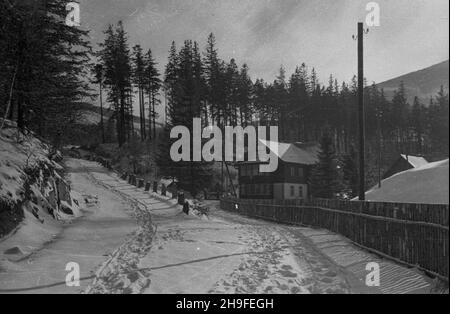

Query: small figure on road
[
  {"left": 178, "top": 191, "right": 185, "bottom": 205},
  {"left": 182, "top": 201, "right": 190, "bottom": 215}
]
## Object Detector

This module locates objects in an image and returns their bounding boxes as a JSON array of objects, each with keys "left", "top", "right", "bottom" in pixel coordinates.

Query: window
[
  {"left": 241, "top": 185, "right": 247, "bottom": 196},
  {"left": 255, "top": 184, "right": 260, "bottom": 195},
  {"left": 298, "top": 167, "right": 304, "bottom": 178},
  {"left": 252, "top": 165, "right": 258, "bottom": 176},
  {"left": 290, "top": 185, "right": 295, "bottom": 197},
  {"left": 298, "top": 186, "right": 303, "bottom": 198},
  {"left": 290, "top": 166, "right": 295, "bottom": 177}
]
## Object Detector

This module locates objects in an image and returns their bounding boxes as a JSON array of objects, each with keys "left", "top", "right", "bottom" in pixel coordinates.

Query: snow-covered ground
[
  {"left": 0, "top": 126, "right": 58, "bottom": 203},
  {"left": 0, "top": 158, "right": 138, "bottom": 293},
  {"left": 0, "top": 157, "right": 437, "bottom": 294},
  {"left": 364, "top": 159, "right": 449, "bottom": 204},
  {"left": 86, "top": 169, "right": 341, "bottom": 294},
  {"left": 82, "top": 161, "right": 434, "bottom": 294}
]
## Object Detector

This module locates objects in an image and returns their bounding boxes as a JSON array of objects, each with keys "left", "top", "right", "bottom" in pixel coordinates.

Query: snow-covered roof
[
  {"left": 259, "top": 139, "right": 319, "bottom": 165},
  {"left": 363, "top": 159, "right": 449, "bottom": 204},
  {"left": 400, "top": 154, "right": 428, "bottom": 168}
]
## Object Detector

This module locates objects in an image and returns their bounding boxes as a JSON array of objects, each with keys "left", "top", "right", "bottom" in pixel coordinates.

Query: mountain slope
[
  {"left": 79, "top": 103, "right": 164, "bottom": 129},
  {"left": 376, "top": 60, "right": 449, "bottom": 104}
]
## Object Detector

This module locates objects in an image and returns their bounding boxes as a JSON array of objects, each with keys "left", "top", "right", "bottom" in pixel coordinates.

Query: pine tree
[
  {"left": 132, "top": 44, "right": 146, "bottom": 140},
  {"left": 225, "top": 58, "right": 239, "bottom": 126},
  {"left": 342, "top": 145, "right": 358, "bottom": 198},
  {"left": 163, "top": 41, "right": 178, "bottom": 125},
  {"left": 237, "top": 64, "right": 253, "bottom": 127},
  {"left": 410, "top": 96, "right": 425, "bottom": 153},
  {"left": 98, "top": 21, "right": 133, "bottom": 147},
  {"left": 429, "top": 86, "right": 449, "bottom": 155},
  {"left": 0, "top": 0, "right": 92, "bottom": 146},
  {"left": 391, "top": 81, "right": 409, "bottom": 150},
  {"left": 274, "top": 66, "right": 288, "bottom": 140},
  {"left": 92, "top": 63, "right": 105, "bottom": 143},
  {"left": 253, "top": 78, "right": 268, "bottom": 124},
  {"left": 203, "top": 33, "right": 220, "bottom": 126},
  {"left": 144, "top": 49, "right": 161, "bottom": 140},
  {"left": 192, "top": 41, "right": 206, "bottom": 126},
  {"left": 158, "top": 40, "right": 212, "bottom": 196},
  {"left": 156, "top": 42, "right": 179, "bottom": 180},
  {"left": 309, "top": 130, "right": 342, "bottom": 199}
]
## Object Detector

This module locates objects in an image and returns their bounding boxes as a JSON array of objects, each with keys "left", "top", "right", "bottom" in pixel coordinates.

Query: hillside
[
  {"left": 364, "top": 159, "right": 449, "bottom": 204},
  {"left": 376, "top": 60, "right": 449, "bottom": 104},
  {"left": 0, "top": 121, "right": 82, "bottom": 238},
  {"left": 79, "top": 103, "right": 164, "bottom": 130}
]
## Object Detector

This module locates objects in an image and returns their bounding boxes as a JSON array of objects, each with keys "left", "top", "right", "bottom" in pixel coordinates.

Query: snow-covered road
[
  {"left": 1, "top": 158, "right": 434, "bottom": 294},
  {"left": 0, "top": 158, "right": 138, "bottom": 293}
]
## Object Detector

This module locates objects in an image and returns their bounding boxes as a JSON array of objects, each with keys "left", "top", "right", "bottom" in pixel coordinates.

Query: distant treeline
[{"left": 155, "top": 32, "right": 449, "bottom": 194}]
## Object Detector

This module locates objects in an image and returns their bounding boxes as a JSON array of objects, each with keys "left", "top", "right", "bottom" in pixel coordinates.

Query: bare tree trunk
[
  {"left": 152, "top": 91, "right": 156, "bottom": 139},
  {"left": 1, "top": 63, "right": 19, "bottom": 132}
]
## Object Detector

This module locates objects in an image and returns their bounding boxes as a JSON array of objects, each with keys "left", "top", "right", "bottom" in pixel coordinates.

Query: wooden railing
[{"left": 220, "top": 197, "right": 449, "bottom": 280}]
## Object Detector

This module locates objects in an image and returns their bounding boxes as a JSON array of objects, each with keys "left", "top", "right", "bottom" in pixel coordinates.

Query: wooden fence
[{"left": 220, "top": 197, "right": 449, "bottom": 280}]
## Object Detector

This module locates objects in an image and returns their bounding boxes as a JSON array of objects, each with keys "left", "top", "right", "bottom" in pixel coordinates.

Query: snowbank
[
  {"left": 0, "top": 125, "right": 82, "bottom": 240},
  {"left": 364, "top": 159, "right": 449, "bottom": 204}
]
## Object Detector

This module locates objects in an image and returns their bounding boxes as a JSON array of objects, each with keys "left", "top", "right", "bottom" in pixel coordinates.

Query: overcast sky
[{"left": 80, "top": 0, "right": 449, "bottom": 85}]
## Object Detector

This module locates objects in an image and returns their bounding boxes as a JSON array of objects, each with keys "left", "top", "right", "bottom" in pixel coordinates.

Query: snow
[
  {"left": 0, "top": 127, "right": 59, "bottom": 202},
  {"left": 1, "top": 126, "right": 81, "bottom": 227},
  {"left": 364, "top": 159, "right": 449, "bottom": 204},
  {"left": 0, "top": 158, "right": 138, "bottom": 293},
  {"left": 400, "top": 154, "right": 428, "bottom": 168},
  {"left": 259, "top": 139, "right": 319, "bottom": 165},
  {"left": 0, "top": 153, "right": 437, "bottom": 293},
  {"left": 71, "top": 163, "right": 436, "bottom": 294},
  {"left": 79, "top": 168, "right": 314, "bottom": 294}
]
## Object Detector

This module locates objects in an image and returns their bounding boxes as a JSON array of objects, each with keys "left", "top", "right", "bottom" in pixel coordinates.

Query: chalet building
[
  {"left": 238, "top": 140, "right": 319, "bottom": 200},
  {"left": 382, "top": 154, "right": 428, "bottom": 179}
]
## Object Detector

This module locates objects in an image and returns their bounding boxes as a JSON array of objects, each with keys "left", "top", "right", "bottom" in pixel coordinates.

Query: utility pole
[
  {"left": 357, "top": 22, "right": 367, "bottom": 200},
  {"left": 377, "top": 108, "right": 382, "bottom": 188}
]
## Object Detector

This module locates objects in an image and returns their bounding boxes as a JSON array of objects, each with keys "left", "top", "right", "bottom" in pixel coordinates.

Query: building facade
[{"left": 238, "top": 141, "right": 319, "bottom": 200}]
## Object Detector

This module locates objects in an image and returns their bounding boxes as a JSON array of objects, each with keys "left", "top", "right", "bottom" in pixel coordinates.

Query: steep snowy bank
[{"left": 0, "top": 123, "right": 82, "bottom": 240}]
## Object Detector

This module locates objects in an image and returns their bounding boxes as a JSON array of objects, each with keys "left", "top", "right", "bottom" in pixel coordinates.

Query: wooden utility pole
[
  {"left": 357, "top": 22, "right": 366, "bottom": 201},
  {"left": 377, "top": 108, "right": 382, "bottom": 188}
]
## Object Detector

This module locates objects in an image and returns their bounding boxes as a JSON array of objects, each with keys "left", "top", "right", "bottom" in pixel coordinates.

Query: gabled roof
[
  {"left": 400, "top": 154, "right": 428, "bottom": 168},
  {"left": 259, "top": 140, "right": 319, "bottom": 165}
]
